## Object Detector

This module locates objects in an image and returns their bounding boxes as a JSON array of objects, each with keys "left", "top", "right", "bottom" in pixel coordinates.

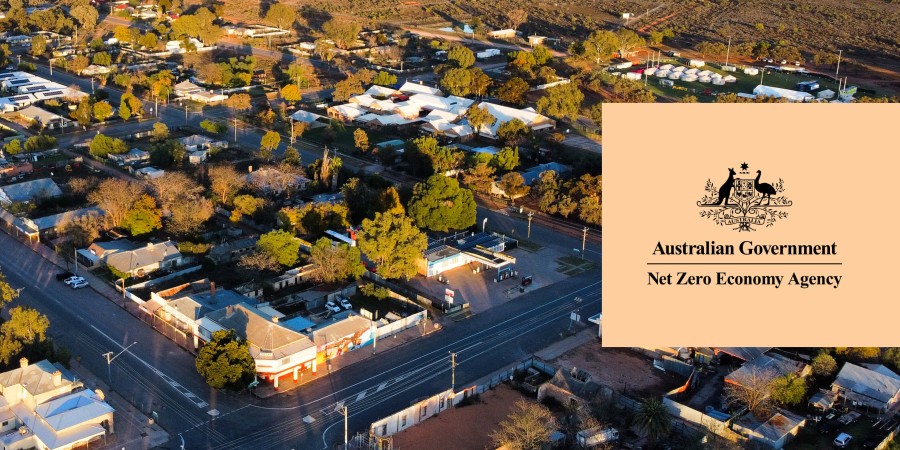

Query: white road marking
[
  {"left": 303, "top": 415, "right": 316, "bottom": 423},
  {"left": 355, "top": 392, "right": 366, "bottom": 402},
  {"left": 376, "top": 383, "right": 386, "bottom": 392},
  {"left": 89, "top": 325, "right": 209, "bottom": 408}
]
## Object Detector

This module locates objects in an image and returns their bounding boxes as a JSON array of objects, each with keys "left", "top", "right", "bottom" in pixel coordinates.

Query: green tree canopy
[
  {"left": 497, "top": 77, "right": 529, "bottom": 105},
  {"left": 92, "top": 101, "right": 113, "bottom": 122},
  {"left": 769, "top": 374, "right": 807, "bottom": 406},
  {"left": 31, "top": 35, "right": 47, "bottom": 57},
  {"left": 280, "top": 84, "right": 302, "bottom": 103},
  {"left": 195, "top": 330, "right": 256, "bottom": 390},
  {"left": 497, "top": 119, "right": 531, "bottom": 146},
  {"left": 536, "top": 82, "right": 584, "bottom": 120},
  {"left": 89, "top": 134, "right": 128, "bottom": 158},
  {"left": 633, "top": 397, "right": 673, "bottom": 448},
  {"left": 372, "top": 71, "right": 397, "bottom": 86},
  {"left": 122, "top": 194, "right": 162, "bottom": 237},
  {"left": 151, "top": 122, "right": 170, "bottom": 141},
  {"left": 439, "top": 68, "right": 472, "bottom": 97},
  {"left": 257, "top": 230, "right": 301, "bottom": 267},
  {"left": 231, "top": 195, "right": 265, "bottom": 222},
  {"left": 358, "top": 211, "right": 427, "bottom": 280},
  {"left": 353, "top": 128, "right": 369, "bottom": 152},
  {"left": 462, "top": 163, "right": 495, "bottom": 194},
  {"left": 532, "top": 45, "right": 552, "bottom": 65},
  {"left": 265, "top": 3, "right": 297, "bottom": 30},
  {"left": 408, "top": 175, "right": 476, "bottom": 232},
  {"left": 499, "top": 172, "right": 530, "bottom": 200},
  {"left": 466, "top": 104, "right": 496, "bottom": 134},
  {"left": 491, "top": 146, "right": 520, "bottom": 172},
  {"left": 0, "top": 270, "right": 20, "bottom": 310},
  {"left": 321, "top": 19, "right": 361, "bottom": 49},
  {"left": 447, "top": 46, "right": 475, "bottom": 68},
  {"left": 70, "top": 99, "right": 92, "bottom": 127},
  {"left": 811, "top": 352, "right": 837, "bottom": 377}
]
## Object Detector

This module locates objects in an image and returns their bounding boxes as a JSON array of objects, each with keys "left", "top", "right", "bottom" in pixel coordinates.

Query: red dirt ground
[{"left": 390, "top": 384, "right": 532, "bottom": 450}]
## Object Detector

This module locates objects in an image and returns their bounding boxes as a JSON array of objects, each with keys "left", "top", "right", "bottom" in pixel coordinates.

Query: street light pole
[
  {"left": 581, "top": 227, "right": 588, "bottom": 260},
  {"left": 343, "top": 406, "right": 348, "bottom": 449},
  {"left": 103, "top": 341, "right": 137, "bottom": 391},
  {"left": 449, "top": 351, "right": 457, "bottom": 391},
  {"left": 482, "top": 218, "right": 487, "bottom": 233},
  {"left": 527, "top": 211, "right": 533, "bottom": 238}
]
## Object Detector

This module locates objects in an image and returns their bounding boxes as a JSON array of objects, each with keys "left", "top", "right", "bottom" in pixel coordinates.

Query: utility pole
[
  {"left": 103, "top": 341, "right": 137, "bottom": 392},
  {"left": 49, "top": 58, "right": 52, "bottom": 76},
  {"left": 290, "top": 118, "right": 295, "bottom": 145},
  {"left": 233, "top": 115, "right": 238, "bottom": 143},
  {"left": 835, "top": 49, "right": 843, "bottom": 84},
  {"left": 581, "top": 227, "right": 588, "bottom": 260},
  {"left": 527, "top": 211, "right": 533, "bottom": 238},
  {"left": 343, "top": 406, "right": 348, "bottom": 449},
  {"left": 449, "top": 352, "right": 457, "bottom": 391},
  {"left": 372, "top": 324, "right": 377, "bottom": 355},
  {"left": 724, "top": 36, "right": 731, "bottom": 67}
]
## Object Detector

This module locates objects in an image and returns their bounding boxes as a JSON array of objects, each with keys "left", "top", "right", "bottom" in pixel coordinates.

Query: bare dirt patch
[
  {"left": 390, "top": 384, "right": 531, "bottom": 450},
  {"left": 550, "top": 340, "right": 685, "bottom": 398}
]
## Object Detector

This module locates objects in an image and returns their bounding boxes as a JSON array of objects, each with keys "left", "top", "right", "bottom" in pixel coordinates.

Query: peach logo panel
[{"left": 602, "top": 103, "right": 900, "bottom": 347}]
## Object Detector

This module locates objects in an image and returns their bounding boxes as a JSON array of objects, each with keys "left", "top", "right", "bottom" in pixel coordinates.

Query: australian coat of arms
[{"left": 696, "top": 163, "right": 792, "bottom": 232}]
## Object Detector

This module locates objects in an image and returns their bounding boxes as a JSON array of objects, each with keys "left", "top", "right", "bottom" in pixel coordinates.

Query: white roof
[
  {"left": 174, "top": 80, "right": 202, "bottom": 94},
  {"left": 290, "top": 109, "right": 326, "bottom": 122},
  {"left": 364, "top": 85, "right": 399, "bottom": 97},
  {"left": 476, "top": 102, "right": 556, "bottom": 137},
  {"left": 406, "top": 93, "right": 473, "bottom": 115},
  {"left": 329, "top": 103, "right": 366, "bottom": 119},
  {"left": 365, "top": 114, "right": 419, "bottom": 126},
  {"left": 34, "top": 390, "right": 114, "bottom": 433},
  {"left": 397, "top": 81, "right": 442, "bottom": 96},
  {"left": 17, "top": 105, "right": 66, "bottom": 123},
  {"left": 752, "top": 85, "right": 813, "bottom": 102}
]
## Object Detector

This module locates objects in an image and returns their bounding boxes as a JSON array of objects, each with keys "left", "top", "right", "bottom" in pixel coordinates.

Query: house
[
  {"left": 147, "top": 283, "right": 250, "bottom": 348},
  {"left": 0, "top": 358, "right": 114, "bottom": 450},
  {"left": 16, "top": 105, "right": 71, "bottom": 130},
  {"left": 30, "top": 207, "right": 104, "bottom": 236},
  {"left": 487, "top": 29, "right": 517, "bottom": 39},
  {"left": 725, "top": 353, "right": 811, "bottom": 387},
  {"left": 0, "top": 178, "right": 63, "bottom": 205},
  {"left": 732, "top": 409, "right": 806, "bottom": 449},
  {"left": 473, "top": 103, "right": 556, "bottom": 139},
  {"left": 4, "top": 35, "right": 31, "bottom": 46},
  {"left": 289, "top": 109, "right": 327, "bottom": 124},
  {"left": 80, "top": 65, "right": 111, "bottom": 76},
  {"left": 310, "top": 315, "right": 375, "bottom": 362},
  {"left": 200, "top": 303, "right": 318, "bottom": 389},
  {"left": 135, "top": 166, "right": 164, "bottom": 179},
  {"left": 178, "top": 135, "right": 216, "bottom": 152},
  {"left": 247, "top": 167, "right": 311, "bottom": 194},
  {"left": 832, "top": 363, "right": 900, "bottom": 413},
  {"left": 208, "top": 237, "right": 258, "bottom": 265},
  {"left": 808, "top": 389, "right": 838, "bottom": 412},
  {"left": 327, "top": 103, "right": 367, "bottom": 122},
  {"left": 419, "top": 232, "right": 516, "bottom": 281},
  {"left": 80, "top": 240, "right": 183, "bottom": 277},
  {"left": 396, "top": 81, "right": 442, "bottom": 97},
  {"left": 537, "top": 367, "right": 599, "bottom": 409},
  {"left": 520, "top": 162, "right": 571, "bottom": 186},
  {"left": 107, "top": 148, "right": 150, "bottom": 165},
  {"left": 528, "top": 35, "right": 547, "bottom": 46},
  {"left": 174, "top": 81, "right": 227, "bottom": 103}
]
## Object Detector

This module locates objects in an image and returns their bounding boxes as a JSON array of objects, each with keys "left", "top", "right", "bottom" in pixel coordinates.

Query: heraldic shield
[{"left": 697, "top": 164, "right": 792, "bottom": 232}]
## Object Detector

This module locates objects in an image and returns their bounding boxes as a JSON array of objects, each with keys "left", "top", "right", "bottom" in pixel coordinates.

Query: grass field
[{"left": 555, "top": 255, "right": 595, "bottom": 276}]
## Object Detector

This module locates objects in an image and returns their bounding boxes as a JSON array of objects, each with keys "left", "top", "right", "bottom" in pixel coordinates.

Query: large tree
[
  {"left": 0, "top": 270, "right": 20, "bottom": 310},
  {"left": 811, "top": 352, "right": 837, "bottom": 377},
  {"left": 208, "top": 165, "right": 246, "bottom": 204},
  {"left": 499, "top": 172, "right": 530, "bottom": 201},
  {"left": 576, "top": 30, "right": 619, "bottom": 64},
  {"left": 321, "top": 19, "right": 361, "bottom": 49},
  {"left": 88, "top": 178, "right": 145, "bottom": 228},
  {"left": 309, "top": 238, "right": 365, "bottom": 283},
  {"left": 536, "top": 82, "right": 584, "bottom": 120},
  {"left": 257, "top": 230, "right": 301, "bottom": 267},
  {"left": 492, "top": 146, "right": 520, "bottom": 172},
  {"left": 724, "top": 368, "right": 776, "bottom": 417},
  {"left": 260, "top": 131, "right": 281, "bottom": 161},
  {"left": 633, "top": 397, "right": 673, "bottom": 448},
  {"left": 491, "top": 400, "right": 557, "bottom": 450},
  {"left": 462, "top": 163, "right": 496, "bottom": 194},
  {"left": 440, "top": 68, "right": 472, "bottom": 97},
  {"left": 447, "top": 46, "right": 475, "bottom": 68},
  {"left": 122, "top": 194, "right": 162, "bottom": 237},
  {"left": 167, "top": 196, "right": 214, "bottom": 236},
  {"left": 770, "top": 373, "right": 807, "bottom": 406},
  {"left": 466, "top": 104, "right": 496, "bottom": 134},
  {"left": 265, "top": 3, "right": 296, "bottom": 30},
  {"left": 280, "top": 84, "right": 302, "bottom": 104},
  {"left": 195, "top": 330, "right": 256, "bottom": 390},
  {"left": 497, "top": 77, "right": 529, "bottom": 105},
  {"left": 408, "top": 175, "right": 476, "bottom": 232},
  {"left": 358, "top": 212, "right": 428, "bottom": 280}
]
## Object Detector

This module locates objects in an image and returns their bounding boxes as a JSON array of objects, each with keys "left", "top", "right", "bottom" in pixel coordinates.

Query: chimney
[
  {"left": 19, "top": 357, "right": 28, "bottom": 369},
  {"left": 52, "top": 370, "right": 62, "bottom": 386},
  {"left": 210, "top": 281, "right": 217, "bottom": 304}
]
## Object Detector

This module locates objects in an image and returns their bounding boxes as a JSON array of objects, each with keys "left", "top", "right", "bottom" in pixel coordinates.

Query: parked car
[
  {"left": 339, "top": 298, "right": 352, "bottom": 310},
  {"left": 64, "top": 276, "right": 86, "bottom": 285},
  {"left": 838, "top": 411, "right": 861, "bottom": 425},
  {"left": 56, "top": 271, "right": 75, "bottom": 281},
  {"left": 71, "top": 280, "right": 89, "bottom": 289},
  {"left": 833, "top": 432, "right": 852, "bottom": 448},
  {"left": 325, "top": 301, "right": 341, "bottom": 313}
]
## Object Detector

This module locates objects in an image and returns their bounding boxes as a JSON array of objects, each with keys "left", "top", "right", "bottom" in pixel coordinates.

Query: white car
[
  {"left": 64, "top": 276, "right": 86, "bottom": 285},
  {"left": 325, "top": 301, "right": 341, "bottom": 313},
  {"left": 71, "top": 281, "right": 89, "bottom": 289},
  {"left": 340, "top": 298, "right": 352, "bottom": 310}
]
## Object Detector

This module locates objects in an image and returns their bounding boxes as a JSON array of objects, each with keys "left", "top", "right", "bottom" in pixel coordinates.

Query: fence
[
  {"left": 127, "top": 265, "right": 202, "bottom": 290},
  {"left": 875, "top": 422, "right": 900, "bottom": 450},
  {"left": 663, "top": 397, "right": 741, "bottom": 441},
  {"left": 657, "top": 356, "right": 696, "bottom": 378}
]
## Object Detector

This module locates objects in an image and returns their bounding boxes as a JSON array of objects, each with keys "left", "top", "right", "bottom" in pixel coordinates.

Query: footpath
[
  {"left": 255, "top": 317, "right": 443, "bottom": 397},
  {"left": 3, "top": 233, "right": 169, "bottom": 449}
]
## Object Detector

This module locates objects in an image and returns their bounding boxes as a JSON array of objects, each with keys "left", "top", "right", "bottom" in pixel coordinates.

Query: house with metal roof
[
  {"left": 0, "top": 358, "right": 114, "bottom": 450},
  {"left": 103, "top": 241, "right": 183, "bottom": 277},
  {"left": 418, "top": 231, "right": 517, "bottom": 280},
  {"left": 832, "top": 362, "right": 900, "bottom": 413},
  {"left": 200, "top": 303, "right": 318, "bottom": 389},
  {"left": 474, "top": 102, "right": 556, "bottom": 139},
  {"left": 0, "top": 178, "right": 63, "bottom": 205},
  {"left": 732, "top": 409, "right": 806, "bottom": 449},
  {"left": 30, "top": 207, "right": 104, "bottom": 235},
  {"left": 16, "top": 105, "right": 71, "bottom": 130}
]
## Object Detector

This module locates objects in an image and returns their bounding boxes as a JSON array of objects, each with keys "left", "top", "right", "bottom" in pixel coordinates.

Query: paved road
[{"left": 0, "top": 221, "right": 600, "bottom": 449}]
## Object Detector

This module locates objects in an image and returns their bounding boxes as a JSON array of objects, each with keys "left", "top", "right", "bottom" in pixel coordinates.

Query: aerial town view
[{"left": 0, "top": 0, "right": 896, "bottom": 448}]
